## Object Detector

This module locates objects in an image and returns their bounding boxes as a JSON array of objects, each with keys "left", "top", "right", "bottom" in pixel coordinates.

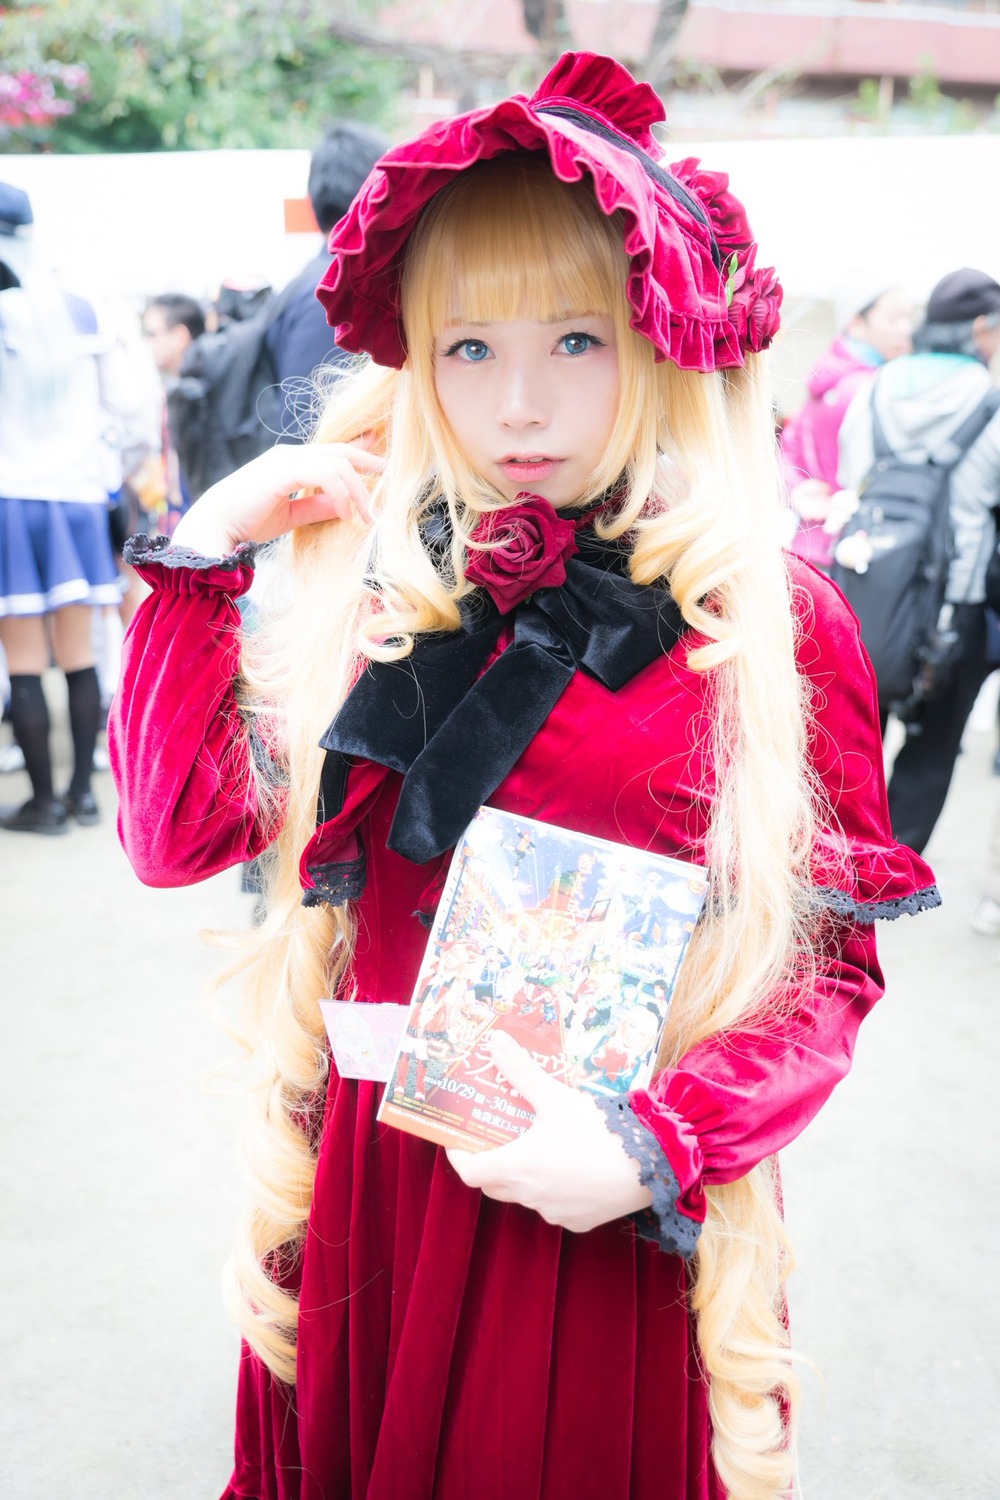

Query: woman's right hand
[{"left": 171, "top": 441, "right": 384, "bottom": 556}]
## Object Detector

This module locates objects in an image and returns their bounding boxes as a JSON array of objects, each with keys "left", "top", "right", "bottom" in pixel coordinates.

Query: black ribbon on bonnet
[{"left": 316, "top": 524, "right": 686, "bottom": 870}]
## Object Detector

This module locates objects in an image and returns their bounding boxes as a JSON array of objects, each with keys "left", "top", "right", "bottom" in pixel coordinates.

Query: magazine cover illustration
[{"left": 377, "top": 807, "right": 708, "bottom": 1152}]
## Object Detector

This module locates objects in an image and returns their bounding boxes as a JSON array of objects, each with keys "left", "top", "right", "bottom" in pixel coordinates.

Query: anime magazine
[{"left": 377, "top": 807, "right": 708, "bottom": 1152}]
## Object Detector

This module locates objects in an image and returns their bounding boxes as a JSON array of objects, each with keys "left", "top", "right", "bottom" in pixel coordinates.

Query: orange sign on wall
[{"left": 284, "top": 198, "right": 319, "bottom": 233}]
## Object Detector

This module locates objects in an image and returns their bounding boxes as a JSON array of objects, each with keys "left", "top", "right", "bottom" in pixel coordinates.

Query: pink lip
[{"left": 500, "top": 457, "right": 561, "bottom": 479}]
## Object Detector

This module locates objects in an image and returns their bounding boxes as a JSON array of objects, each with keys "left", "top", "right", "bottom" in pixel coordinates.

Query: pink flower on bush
[
  {"left": 464, "top": 494, "right": 579, "bottom": 614},
  {"left": 0, "top": 65, "right": 89, "bottom": 131}
]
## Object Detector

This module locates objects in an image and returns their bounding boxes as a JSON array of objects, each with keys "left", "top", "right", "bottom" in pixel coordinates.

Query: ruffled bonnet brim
[{"left": 317, "top": 50, "right": 780, "bottom": 372}]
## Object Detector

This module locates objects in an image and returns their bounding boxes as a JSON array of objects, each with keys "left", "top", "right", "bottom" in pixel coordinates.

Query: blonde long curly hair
[{"left": 225, "top": 156, "right": 832, "bottom": 1499}]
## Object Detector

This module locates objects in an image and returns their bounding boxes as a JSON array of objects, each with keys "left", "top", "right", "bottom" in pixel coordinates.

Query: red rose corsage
[{"left": 464, "top": 494, "right": 579, "bottom": 614}]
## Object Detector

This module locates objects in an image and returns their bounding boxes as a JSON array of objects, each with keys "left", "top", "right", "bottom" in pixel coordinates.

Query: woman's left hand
[{"left": 446, "top": 1030, "right": 652, "bottom": 1232}]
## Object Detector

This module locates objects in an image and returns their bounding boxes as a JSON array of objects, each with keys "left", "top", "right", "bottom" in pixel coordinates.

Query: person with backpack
[
  {"left": 166, "top": 122, "right": 390, "bottom": 507},
  {"left": 837, "top": 267, "right": 1000, "bottom": 855},
  {"left": 265, "top": 120, "right": 389, "bottom": 405},
  {"left": 781, "top": 279, "right": 914, "bottom": 571},
  {"left": 167, "top": 123, "right": 389, "bottom": 918}
]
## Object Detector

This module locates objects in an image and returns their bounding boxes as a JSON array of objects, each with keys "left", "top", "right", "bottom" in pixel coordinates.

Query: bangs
[{"left": 403, "top": 155, "right": 629, "bottom": 341}]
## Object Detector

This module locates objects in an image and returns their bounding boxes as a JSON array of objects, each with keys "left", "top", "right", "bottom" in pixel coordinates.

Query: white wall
[
  {"left": 3, "top": 134, "right": 998, "bottom": 378},
  {"left": 0, "top": 149, "right": 319, "bottom": 313},
  {"left": 685, "top": 133, "right": 1000, "bottom": 406},
  {"left": 684, "top": 132, "right": 1000, "bottom": 300}
]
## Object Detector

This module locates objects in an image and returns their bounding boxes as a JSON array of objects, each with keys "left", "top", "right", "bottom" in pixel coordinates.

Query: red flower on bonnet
[
  {"left": 317, "top": 51, "right": 782, "bottom": 374},
  {"left": 728, "top": 251, "right": 783, "bottom": 354},
  {"left": 668, "top": 155, "right": 782, "bottom": 352}
]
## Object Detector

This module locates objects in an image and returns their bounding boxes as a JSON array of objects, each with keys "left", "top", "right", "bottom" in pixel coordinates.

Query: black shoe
[
  {"left": 61, "top": 790, "right": 101, "bottom": 826},
  {"left": 0, "top": 797, "right": 70, "bottom": 836}
]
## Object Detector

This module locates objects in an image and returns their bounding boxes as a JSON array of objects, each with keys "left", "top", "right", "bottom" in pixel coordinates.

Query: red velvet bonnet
[{"left": 316, "top": 51, "right": 781, "bottom": 372}]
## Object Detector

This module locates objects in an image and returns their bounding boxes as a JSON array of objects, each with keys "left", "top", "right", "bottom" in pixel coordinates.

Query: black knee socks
[
  {"left": 8, "top": 674, "right": 53, "bottom": 802},
  {"left": 7, "top": 667, "right": 101, "bottom": 801},
  {"left": 65, "top": 666, "right": 100, "bottom": 799}
]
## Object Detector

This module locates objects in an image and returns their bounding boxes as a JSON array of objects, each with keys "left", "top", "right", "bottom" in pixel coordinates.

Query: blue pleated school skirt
[{"left": 0, "top": 497, "right": 122, "bottom": 617}]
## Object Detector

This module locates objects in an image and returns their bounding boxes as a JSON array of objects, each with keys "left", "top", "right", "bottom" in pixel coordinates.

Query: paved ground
[
  {"left": 783, "top": 699, "right": 1000, "bottom": 1499},
  {"left": 1, "top": 678, "right": 998, "bottom": 1500}
]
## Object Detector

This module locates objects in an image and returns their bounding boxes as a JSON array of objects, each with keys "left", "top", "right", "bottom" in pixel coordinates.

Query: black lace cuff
[
  {"left": 123, "top": 534, "right": 260, "bottom": 571},
  {"left": 593, "top": 1094, "right": 701, "bottom": 1260},
  {"left": 302, "top": 849, "right": 368, "bottom": 908},
  {"left": 814, "top": 882, "right": 942, "bottom": 923}
]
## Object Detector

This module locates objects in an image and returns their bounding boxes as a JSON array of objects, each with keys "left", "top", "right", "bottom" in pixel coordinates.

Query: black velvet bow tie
[{"left": 316, "top": 526, "right": 685, "bottom": 866}]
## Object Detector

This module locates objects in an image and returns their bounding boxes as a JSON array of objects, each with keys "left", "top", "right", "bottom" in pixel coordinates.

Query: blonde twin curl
[{"left": 222, "top": 157, "right": 834, "bottom": 1499}]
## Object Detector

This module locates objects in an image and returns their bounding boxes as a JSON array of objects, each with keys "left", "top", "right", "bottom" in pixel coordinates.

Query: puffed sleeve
[
  {"left": 108, "top": 538, "right": 276, "bottom": 886},
  {"left": 625, "top": 561, "right": 940, "bottom": 1246}
]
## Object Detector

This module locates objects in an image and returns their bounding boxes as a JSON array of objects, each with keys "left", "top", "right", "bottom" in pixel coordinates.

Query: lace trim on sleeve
[
  {"left": 123, "top": 534, "right": 260, "bottom": 570},
  {"left": 813, "top": 882, "right": 942, "bottom": 923},
  {"left": 593, "top": 1094, "right": 701, "bottom": 1260},
  {"left": 302, "top": 849, "right": 368, "bottom": 908}
]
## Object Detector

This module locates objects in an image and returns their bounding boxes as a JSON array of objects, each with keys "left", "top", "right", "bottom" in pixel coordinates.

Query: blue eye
[
  {"left": 446, "top": 339, "right": 491, "bottom": 362},
  {"left": 560, "top": 332, "right": 602, "bottom": 355}
]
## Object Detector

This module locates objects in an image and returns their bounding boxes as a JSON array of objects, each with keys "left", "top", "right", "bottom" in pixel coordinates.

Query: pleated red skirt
[{"left": 221, "top": 1076, "right": 723, "bottom": 1500}]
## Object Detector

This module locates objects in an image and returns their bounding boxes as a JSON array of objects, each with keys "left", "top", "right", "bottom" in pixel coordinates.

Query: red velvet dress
[{"left": 110, "top": 549, "right": 937, "bottom": 1500}]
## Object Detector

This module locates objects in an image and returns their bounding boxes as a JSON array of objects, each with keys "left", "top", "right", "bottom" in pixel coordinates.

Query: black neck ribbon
[{"left": 316, "top": 526, "right": 686, "bottom": 867}]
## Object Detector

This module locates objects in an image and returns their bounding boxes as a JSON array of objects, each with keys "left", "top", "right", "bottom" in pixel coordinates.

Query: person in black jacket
[
  {"left": 265, "top": 120, "right": 389, "bottom": 424},
  {"left": 238, "top": 122, "right": 389, "bottom": 910}
]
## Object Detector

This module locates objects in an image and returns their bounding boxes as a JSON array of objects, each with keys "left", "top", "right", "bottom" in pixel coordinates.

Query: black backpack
[
  {"left": 167, "top": 294, "right": 286, "bottom": 501},
  {"left": 986, "top": 506, "right": 1000, "bottom": 614},
  {"left": 831, "top": 380, "right": 1000, "bottom": 718}
]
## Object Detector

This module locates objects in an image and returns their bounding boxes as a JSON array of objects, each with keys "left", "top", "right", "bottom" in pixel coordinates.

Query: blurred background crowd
[
  {"left": 3, "top": 0, "right": 998, "bottom": 953},
  {"left": 1, "top": 2, "right": 1000, "bottom": 948}
]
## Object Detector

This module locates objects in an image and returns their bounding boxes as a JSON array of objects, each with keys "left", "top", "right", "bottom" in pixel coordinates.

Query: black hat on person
[
  {"left": 926, "top": 268, "right": 1000, "bottom": 324},
  {"left": 0, "top": 183, "right": 33, "bottom": 235}
]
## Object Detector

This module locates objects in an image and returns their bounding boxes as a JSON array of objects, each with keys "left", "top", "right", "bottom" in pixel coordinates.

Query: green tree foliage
[{"left": 0, "top": 0, "right": 401, "bottom": 153}]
